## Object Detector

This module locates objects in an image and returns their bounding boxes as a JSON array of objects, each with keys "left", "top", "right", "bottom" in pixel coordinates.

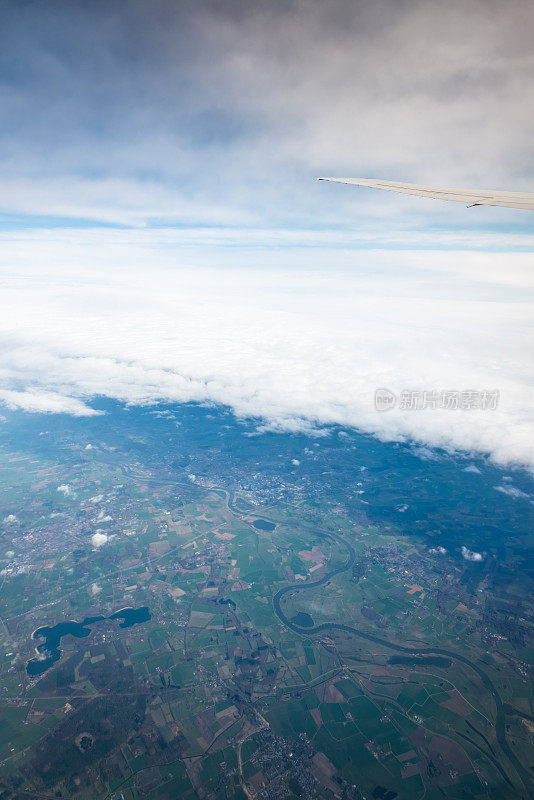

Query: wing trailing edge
[{"left": 317, "top": 177, "right": 534, "bottom": 210}]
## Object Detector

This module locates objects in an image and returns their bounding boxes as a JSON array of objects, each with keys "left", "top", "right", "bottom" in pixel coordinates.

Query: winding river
[
  {"left": 116, "top": 472, "right": 531, "bottom": 795},
  {"left": 271, "top": 529, "right": 531, "bottom": 796}
]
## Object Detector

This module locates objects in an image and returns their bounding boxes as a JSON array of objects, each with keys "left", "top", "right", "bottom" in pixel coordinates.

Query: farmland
[{"left": 0, "top": 401, "right": 532, "bottom": 799}]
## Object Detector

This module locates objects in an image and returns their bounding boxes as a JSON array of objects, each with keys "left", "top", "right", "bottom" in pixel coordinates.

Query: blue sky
[
  {"left": 1, "top": 0, "right": 533, "bottom": 240},
  {"left": 0, "top": 0, "right": 533, "bottom": 471}
]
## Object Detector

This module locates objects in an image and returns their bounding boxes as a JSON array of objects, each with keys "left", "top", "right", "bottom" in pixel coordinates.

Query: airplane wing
[{"left": 317, "top": 177, "right": 534, "bottom": 210}]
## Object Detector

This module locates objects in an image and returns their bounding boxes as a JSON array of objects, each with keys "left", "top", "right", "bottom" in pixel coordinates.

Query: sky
[{"left": 0, "top": 0, "right": 533, "bottom": 469}]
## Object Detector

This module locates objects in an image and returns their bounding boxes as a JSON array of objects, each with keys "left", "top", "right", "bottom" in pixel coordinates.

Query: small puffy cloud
[
  {"left": 90, "top": 582, "right": 102, "bottom": 595},
  {"left": 34, "top": 650, "right": 50, "bottom": 662},
  {"left": 89, "top": 494, "right": 104, "bottom": 503},
  {"left": 85, "top": 444, "right": 93, "bottom": 450},
  {"left": 494, "top": 484, "right": 530, "bottom": 500},
  {"left": 429, "top": 546, "right": 447, "bottom": 555},
  {"left": 5, "top": 550, "right": 15, "bottom": 558},
  {"left": 3, "top": 514, "right": 17, "bottom": 523},
  {"left": 57, "top": 484, "right": 71, "bottom": 496},
  {"left": 461, "top": 546, "right": 484, "bottom": 562},
  {"left": 291, "top": 459, "right": 300, "bottom": 466},
  {"left": 97, "top": 510, "right": 112, "bottom": 522},
  {"left": 91, "top": 531, "right": 108, "bottom": 547},
  {"left": 463, "top": 465, "right": 481, "bottom": 474}
]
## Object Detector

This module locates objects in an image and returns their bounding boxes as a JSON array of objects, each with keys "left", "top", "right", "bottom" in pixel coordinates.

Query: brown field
[
  {"left": 428, "top": 734, "right": 473, "bottom": 775},
  {"left": 298, "top": 546, "right": 325, "bottom": 564},
  {"left": 315, "top": 681, "right": 346, "bottom": 703},
  {"left": 310, "top": 708, "right": 322, "bottom": 727},
  {"left": 440, "top": 690, "right": 473, "bottom": 716},
  {"left": 310, "top": 752, "right": 339, "bottom": 794}
]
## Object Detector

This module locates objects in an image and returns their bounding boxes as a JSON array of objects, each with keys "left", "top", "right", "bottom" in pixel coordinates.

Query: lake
[
  {"left": 27, "top": 606, "right": 151, "bottom": 675},
  {"left": 252, "top": 519, "right": 276, "bottom": 532}
]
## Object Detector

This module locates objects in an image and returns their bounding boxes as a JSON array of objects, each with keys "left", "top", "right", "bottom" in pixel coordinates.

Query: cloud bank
[{"left": 0, "top": 245, "right": 532, "bottom": 469}]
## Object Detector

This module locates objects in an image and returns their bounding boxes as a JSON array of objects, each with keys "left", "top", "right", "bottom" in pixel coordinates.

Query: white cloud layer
[{"left": 0, "top": 240, "right": 532, "bottom": 469}]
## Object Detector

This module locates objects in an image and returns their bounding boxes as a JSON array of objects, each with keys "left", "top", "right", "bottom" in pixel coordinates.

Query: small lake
[
  {"left": 291, "top": 611, "right": 314, "bottom": 628},
  {"left": 27, "top": 606, "right": 151, "bottom": 676},
  {"left": 109, "top": 606, "right": 151, "bottom": 628},
  {"left": 252, "top": 519, "right": 275, "bottom": 532},
  {"left": 218, "top": 597, "right": 237, "bottom": 610}
]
